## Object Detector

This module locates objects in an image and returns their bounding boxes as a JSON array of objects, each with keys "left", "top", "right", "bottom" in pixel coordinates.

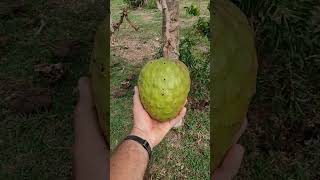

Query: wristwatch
[{"left": 125, "top": 135, "right": 152, "bottom": 159}]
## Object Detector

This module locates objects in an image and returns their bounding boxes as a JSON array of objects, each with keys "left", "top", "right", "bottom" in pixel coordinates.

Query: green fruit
[
  {"left": 90, "top": 17, "right": 110, "bottom": 145},
  {"left": 138, "top": 58, "right": 191, "bottom": 121},
  {"left": 212, "top": 0, "right": 258, "bottom": 170}
]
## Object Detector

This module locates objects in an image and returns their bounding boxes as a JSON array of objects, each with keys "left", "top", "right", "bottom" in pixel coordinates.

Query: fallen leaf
[
  {"left": 34, "top": 63, "right": 66, "bottom": 83},
  {"left": 111, "top": 62, "right": 120, "bottom": 67},
  {"left": 113, "top": 88, "right": 128, "bottom": 98},
  {"left": 9, "top": 88, "right": 52, "bottom": 113},
  {"left": 0, "top": 0, "right": 24, "bottom": 16},
  {"left": 190, "top": 99, "right": 209, "bottom": 110},
  {"left": 121, "top": 80, "right": 131, "bottom": 89},
  {"left": 126, "top": 73, "right": 136, "bottom": 81},
  {"left": 53, "top": 40, "right": 80, "bottom": 58},
  {"left": 111, "top": 85, "right": 117, "bottom": 92},
  {"left": 0, "top": 36, "right": 9, "bottom": 47},
  {"left": 112, "top": 85, "right": 130, "bottom": 98},
  {"left": 198, "top": 99, "right": 209, "bottom": 108}
]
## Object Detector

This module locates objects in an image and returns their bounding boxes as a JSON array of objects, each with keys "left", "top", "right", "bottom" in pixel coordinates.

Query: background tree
[{"left": 160, "top": 0, "right": 180, "bottom": 60}]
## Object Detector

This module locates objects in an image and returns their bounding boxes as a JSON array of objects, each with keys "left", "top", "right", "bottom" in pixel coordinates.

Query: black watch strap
[{"left": 125, "top": 135, "right": 152, "bottom": 159}]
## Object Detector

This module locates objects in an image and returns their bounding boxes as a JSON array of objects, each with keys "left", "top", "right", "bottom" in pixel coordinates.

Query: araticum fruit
[
  {"left": 211, "top": 0, "right": 258, "bottom": 171},
  {"left": 138, "top": 58, "right": 191, "bottom": 121}
]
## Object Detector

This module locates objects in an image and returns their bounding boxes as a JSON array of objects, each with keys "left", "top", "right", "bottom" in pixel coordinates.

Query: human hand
[
  {"left": 212, "top": 118, "right": 248, "bottom": 180},
  {"left": 73, "top": 77, "right": 109, "bottom": 180},
  {"left": 130, "top": 86, "right": 187, "bottom": 149}
]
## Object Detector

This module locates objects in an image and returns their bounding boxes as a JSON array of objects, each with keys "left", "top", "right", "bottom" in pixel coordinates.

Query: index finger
[
  {"left": 133, "top": 86, "right": 144, "bottom": 110},
  {"left": 231, "top": 117, "right": 248, "bottom": 145}
]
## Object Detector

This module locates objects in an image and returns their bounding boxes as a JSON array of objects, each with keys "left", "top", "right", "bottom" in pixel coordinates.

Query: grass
[
  {"left": 230, "top": 0, "right": 320, "bottom": 179},
  {"left": 0, "top": 0, "right": 106, "bottom": 179},
  {"left": 110, "top": 0, "right": 210, "bottom": 179},
  {"left": 4, "top": 0, "right": 316, "bottom": 179}
]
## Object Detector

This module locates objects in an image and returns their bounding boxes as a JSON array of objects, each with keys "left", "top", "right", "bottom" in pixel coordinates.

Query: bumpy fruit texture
[
  {"left": 211, "top": 0, "right": 258, "bottom": 170},
  {"left": 138, "top": 59, "right": 191, "bottom": 121},
  {"left": 90, "top": 17, "right": 110, "bottom": 145}
]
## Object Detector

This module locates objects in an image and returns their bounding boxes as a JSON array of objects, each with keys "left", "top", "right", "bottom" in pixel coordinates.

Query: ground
[
  {"left": 110, "top": 0, "right": 210, "bottom": 179},
  {"left": 231, "top": 1, "right": 320, "bottom": 179},
  {"left": 1, "top": 0, "right": 319, "bottom": 179},
  {"left": 0, "top": 0, "right": 106, "bottom": 179}
]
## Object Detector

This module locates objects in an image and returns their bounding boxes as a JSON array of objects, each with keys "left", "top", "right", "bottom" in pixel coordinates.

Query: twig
[
  {"left": 112, "top": 8, "right": 139, "bottom": 32},
  {"left": 34, "top": 19, "right": 46, "bottom": 37},
  {"left": 125, "top": 15, "right": 139, "bottom": 31},
  {"left": 161, "top": 0, "right": 170, "bottom": 58}
]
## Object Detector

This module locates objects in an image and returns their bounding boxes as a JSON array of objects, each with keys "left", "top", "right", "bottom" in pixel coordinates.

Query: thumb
[
  {"left": 212, "top": 144, "right": 245, "bottom": 180},
  {"left": 133, "top": 86, "right": 144, "bottom": 111},
  {"left": 77, "top": 77, "right": 94, "bottom": 106},
  {"left": 169, "top": 107, "right": 187, "bottom": 128}
]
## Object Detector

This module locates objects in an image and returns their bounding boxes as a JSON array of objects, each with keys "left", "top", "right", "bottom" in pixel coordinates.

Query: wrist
[
  {"left": 130, "top": 127, "right": 154, "bottom": 149},
  {"left": 123, "top": 138, "right": 150, "bottom": 160}
]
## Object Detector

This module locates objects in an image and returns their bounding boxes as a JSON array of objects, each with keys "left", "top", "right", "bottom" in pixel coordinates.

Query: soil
[
  {"left": 0, "top": 78, "right": 52, "bottom": 114},
  {"left": 112, "top": 37, "right": 160, "bottom": 64}
]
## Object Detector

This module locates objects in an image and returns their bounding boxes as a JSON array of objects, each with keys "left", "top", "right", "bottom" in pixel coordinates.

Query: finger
[
  {"left": 169, "top": 107, "right": 187, "bottom": 127},
  {"left": 73, "top": 78, "right": 108, "bottom": 180},
  {"left": 184, "top": 98, "right": 188, "bottom": 106},
  {"left": 212, "top": 144, "right": 245, "bottom": 180},
  {"left": 232, "top": 117, "right": 248, "bottom": 145},
  {"left": 75, "top": 77, "right": 95, "bottom": 117},
  {"left": 172, "top": 101, "right": 187, "bottom": 128},
  {"left": 73, "top": 115, "right": 109, "bottom": 180},
  {"left": 173, "top": 118, "right": 184, "bottom": 128},
  {"left": 133, "top": 86, "right": 144, "bottom": 110},
  {"left": 78, "top": 77, "right": 93, "bottom": 105},
  {"left": 74, "top": 77, "right": 103, "bottom": 143}
]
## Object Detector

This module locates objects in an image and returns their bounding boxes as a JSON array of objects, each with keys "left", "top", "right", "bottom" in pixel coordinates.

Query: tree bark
[
  {"left": 161, "top": 0, "right": 180, "bottom": 60},
  {"left": 160, "top": 0, "right": 183, "bottom": 128},
  {"left": 110, "top": 16, "right": 114, "bottom": 34},
  {"left": 156, "top": 0, "right": 162, "bottom": 10}
]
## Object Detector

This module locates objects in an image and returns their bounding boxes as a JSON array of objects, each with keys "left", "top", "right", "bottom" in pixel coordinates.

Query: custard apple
[
  {"left": 212, "top": 0, "right": 258, "bottom": 170},
  {"left": 90, "top": 17, "right": 110, "bottom": 144},
  {"left": 138, "top": 58, "right": 191, "bottom": 121}
]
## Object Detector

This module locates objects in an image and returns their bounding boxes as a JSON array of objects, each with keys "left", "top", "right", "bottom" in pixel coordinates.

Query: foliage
[
  {"left": 231, "top": 0, "right": 320, "bottom": 124},
  {"left": 144, "top": 0, "right": 157, "bottom": 9},
  {"left": 185, "top": 4, "right": 200, "bottom": 16},
  {"left": 123, "top": 0, "right": 144, "bottom": 8},
  {"left": 111, "top": 1, "right": 210, "bottom": 178},
  {"left": 195, "top": 16, "right": 210, "bottom": 38},
  {"left": 230, "top": 0, "right": 320, "bottom": 179},
  {"left": 123, "top": 0, "right": 157, "bottom": 9},
  {"left": 179, "top": 31, "right": 209, "bottom": 99},
  {"left": 0, "top": 0, "right": 106, "bottom": 179}
]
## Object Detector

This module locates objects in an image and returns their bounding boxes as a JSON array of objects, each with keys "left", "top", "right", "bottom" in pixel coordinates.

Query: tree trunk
[
  {"left": 161, "top": 0, "right": 180, "bottom": 60},
  {"left": 160, "top": 0, "right": 183, "bottom": 127},
  {"left": 156, "top": 0, "right": 162, "bottom": 10}
]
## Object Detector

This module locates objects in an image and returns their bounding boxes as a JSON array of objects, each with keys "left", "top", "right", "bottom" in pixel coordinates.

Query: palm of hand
[{"left": 131, "top": 86, "right": 186, "bottom": 149}]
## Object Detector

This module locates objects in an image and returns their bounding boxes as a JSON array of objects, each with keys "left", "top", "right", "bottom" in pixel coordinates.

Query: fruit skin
[
  {"left": 138, "top": 58, "right": 191, "bottom": 121},
  {"left": 90, "top": 17, "right": 110, "bottom": 145},
  {"left": 211, "top": 0, "right": 258, "bottom": 171}
]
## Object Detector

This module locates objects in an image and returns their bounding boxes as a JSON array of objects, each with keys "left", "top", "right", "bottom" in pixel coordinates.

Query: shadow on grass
[
  {"left": 0, "top": 0, "right": 106, "bottom": 179},
  {"left": 231, "top": 0, "right": 320, "bottom": 179}
]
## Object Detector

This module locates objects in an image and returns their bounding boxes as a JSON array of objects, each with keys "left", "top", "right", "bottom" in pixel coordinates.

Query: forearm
[{"left": 110, "top": 139, "right": 149, "bottom": 180}]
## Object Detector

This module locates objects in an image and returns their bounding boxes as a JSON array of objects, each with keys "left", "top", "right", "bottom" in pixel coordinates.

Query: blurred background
[
  {"left": 231, "top": 0, "right": 320, "bottom": 179},
  {"left": 110, "top": 0, "right": 210, "bottom": 179}
]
